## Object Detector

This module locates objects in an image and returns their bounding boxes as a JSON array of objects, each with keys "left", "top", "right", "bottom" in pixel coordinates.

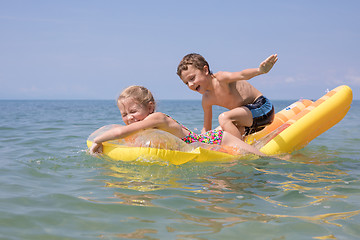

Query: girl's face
[
  {"left": 118, "top": 98, "right": 154, "bottom": 125},
  {"left": 180, "top": 65, "right": 210, "bottom": 94}
]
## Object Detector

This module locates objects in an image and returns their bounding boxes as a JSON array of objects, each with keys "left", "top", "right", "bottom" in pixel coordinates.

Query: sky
[{"left": 0, "top": 0, "right": 359, "bottom": 100}]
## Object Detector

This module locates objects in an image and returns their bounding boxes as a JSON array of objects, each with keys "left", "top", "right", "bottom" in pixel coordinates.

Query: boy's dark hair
[{"left": 177, "top": 53, "right": 212, "bottom": 77}]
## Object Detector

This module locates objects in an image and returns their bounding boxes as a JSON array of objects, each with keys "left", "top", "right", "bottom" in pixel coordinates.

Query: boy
[{"left": 177, "top": 53, "right": 278, "bottom": 140}]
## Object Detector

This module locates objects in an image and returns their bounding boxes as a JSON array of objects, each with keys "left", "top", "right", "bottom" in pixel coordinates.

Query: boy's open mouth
[{"left": 196, "top": 86, "right": 200, "bottom": 92}]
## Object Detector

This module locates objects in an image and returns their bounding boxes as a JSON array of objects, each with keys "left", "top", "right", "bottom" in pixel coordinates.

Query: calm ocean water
[{"left": 1, "top": 99, "right": 359, "bottom": 240}]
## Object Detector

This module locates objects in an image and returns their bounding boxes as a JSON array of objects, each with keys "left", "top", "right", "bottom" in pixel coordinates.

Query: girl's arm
[
  {"left": 90, "top": 112, "right": 167, "bottom": 154},
  {"left": 95, "top": 112, "right": 167, "bottom": 143},
  {"left": 215, "top": 54, "right": 278, "bottom": 83}
]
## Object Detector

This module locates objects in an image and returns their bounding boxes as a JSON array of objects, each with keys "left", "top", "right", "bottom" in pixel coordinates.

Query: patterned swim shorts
[{"left": 182, "top": 129, "right": 224, "bottom": 145}]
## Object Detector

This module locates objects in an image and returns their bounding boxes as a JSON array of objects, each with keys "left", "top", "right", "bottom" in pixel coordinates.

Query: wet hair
[
  {"left": 117, "top": 85, "right": 156, "bottom": 111},
  {"left": 176, "top": 53, "right": 212, "bottom": 77}
]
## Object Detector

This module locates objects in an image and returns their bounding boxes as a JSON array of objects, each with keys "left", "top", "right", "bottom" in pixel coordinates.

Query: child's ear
[
  {"left": 148, "top": 101, "right": 155, "bottom": 113},
  {"left": 203, "top": 65, "right": 209, "bottom": 75}
]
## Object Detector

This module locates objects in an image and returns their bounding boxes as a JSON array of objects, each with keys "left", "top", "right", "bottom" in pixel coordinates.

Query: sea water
[{"left": 0, "top": 99, "right": 359, "bottom": 240}]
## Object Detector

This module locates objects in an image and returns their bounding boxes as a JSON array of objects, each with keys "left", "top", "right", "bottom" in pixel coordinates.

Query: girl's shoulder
[
  {"left": 151, "top": 111, "right": 166, "bottom": 117},
  {"left": 145, "top": 112, "right": 168, "bottom": 121}
]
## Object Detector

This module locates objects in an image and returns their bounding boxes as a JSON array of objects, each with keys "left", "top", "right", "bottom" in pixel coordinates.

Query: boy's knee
[{"left": 218, "top": 113, "right": 230, "bottom": 127}]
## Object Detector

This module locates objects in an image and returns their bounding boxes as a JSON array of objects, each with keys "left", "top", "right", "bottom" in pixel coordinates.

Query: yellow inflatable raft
[
  {"left": 87, "top": 127, "right": 242, "bottom": 165},
  {"left": 247, "top": 85, "right": 353, "bottom": 154},
  {"left": 87, "top": 85, "right": 353, "bottom": 164}
]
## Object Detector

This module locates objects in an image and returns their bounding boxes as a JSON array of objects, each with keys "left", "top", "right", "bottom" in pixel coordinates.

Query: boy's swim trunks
[{"left": 244, "top": 95, "right": 274, "bottom": 136}]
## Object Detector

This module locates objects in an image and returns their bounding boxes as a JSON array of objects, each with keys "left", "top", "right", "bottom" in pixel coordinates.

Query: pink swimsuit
[
  {"left": 181, "top": 129, "right": 224, "bottom": 145},
  {"left": 166, "top": 115, "right": 223, "bottom": 145}
]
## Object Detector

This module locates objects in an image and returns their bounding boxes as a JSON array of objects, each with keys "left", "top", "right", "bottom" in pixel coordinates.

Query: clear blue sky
[{"left": 1, "top": 0, "right": 359, "bottom": 100}]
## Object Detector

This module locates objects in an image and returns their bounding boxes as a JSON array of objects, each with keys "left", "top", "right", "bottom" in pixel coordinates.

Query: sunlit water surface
[{"left": 1, "top": 100, "right": 359, "bottom": 240}]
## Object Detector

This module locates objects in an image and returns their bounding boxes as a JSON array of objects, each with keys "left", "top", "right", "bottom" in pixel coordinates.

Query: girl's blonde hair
[{"left": 117, "top": 85, "right": 156, "bottom": 110}]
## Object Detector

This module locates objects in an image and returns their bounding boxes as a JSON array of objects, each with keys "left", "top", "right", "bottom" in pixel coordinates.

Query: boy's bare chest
[
  {"left": 207, "top": 82, "right": 258, "bottom": 109},
  {"left": 209, "top": 86, "right": 245, "bottom": 109}
]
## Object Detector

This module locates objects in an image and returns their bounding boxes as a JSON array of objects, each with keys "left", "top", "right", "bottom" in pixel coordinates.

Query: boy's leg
[{"left": 218, "top": 107, "right": 253, "bottom": 139}]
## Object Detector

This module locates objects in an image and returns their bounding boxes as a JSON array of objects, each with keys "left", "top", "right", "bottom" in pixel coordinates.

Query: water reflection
[
  {"left": 111, "top": 192, "right": 163, "bottom": 207},
  {"left": 272, "top": 209, "right": 360, "bottom": 227},
  {"left": 93, "top": 155, "right": 360, "bottom": 237},
  {"left": 98, "top": 228, "right": 158, "bottom": 239}
]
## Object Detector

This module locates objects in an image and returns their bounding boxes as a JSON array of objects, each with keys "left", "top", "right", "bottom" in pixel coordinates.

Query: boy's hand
[
  {"left": 259, "top": 54, "right": 278, "bottom": 74},
  {"left": 89, "top": 142, "right": 103, "bottom": 155}
]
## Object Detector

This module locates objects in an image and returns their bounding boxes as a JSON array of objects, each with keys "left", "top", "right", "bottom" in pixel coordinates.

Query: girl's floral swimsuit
[{"left": 166, "top": 115, "right": 223, "bottom": 145}]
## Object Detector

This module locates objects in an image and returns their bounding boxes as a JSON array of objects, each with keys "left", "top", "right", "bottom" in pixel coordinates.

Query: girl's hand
[
  {"left": 89, "top": 142, "right": 103, "bottom": 155},
  {"left": 259, "top": 54, "right": 278, "bottom": 74}
]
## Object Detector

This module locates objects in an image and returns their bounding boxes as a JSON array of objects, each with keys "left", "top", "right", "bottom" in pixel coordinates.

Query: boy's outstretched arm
[{"left": 215, "top": 54, "right": 278, "bottom": 82}]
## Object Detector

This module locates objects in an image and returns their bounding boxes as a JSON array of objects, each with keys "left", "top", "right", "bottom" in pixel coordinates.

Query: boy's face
[
  {"left": 180, "top": 65, "right": 210, "bottom": 94},
  {"left": 118, "top": 98, "right": 154, "bottom": 125}
]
